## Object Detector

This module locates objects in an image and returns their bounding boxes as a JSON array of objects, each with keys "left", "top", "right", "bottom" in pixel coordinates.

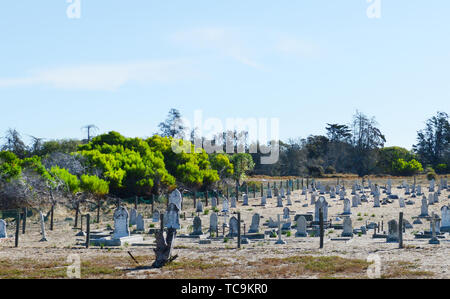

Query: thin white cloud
[
  {"left": 275, "top": 35, "right": 321, "bottom": 59},
  {"left": 0, "top": 60, "right": 195, "bottom": 91},
  {"left": 170, "top": 27, "right": 264, "bottom": 70}
]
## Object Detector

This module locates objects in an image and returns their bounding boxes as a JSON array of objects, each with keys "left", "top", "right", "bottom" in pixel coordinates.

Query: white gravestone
[
  {"left": 314, "top": 197, "right": 328, "bottom": 222},
  {"left": 169, "top": 189, "right": 183, "bottom": 211},
  {"left": 114, "top": 206, "right": 130, "bottom": 239},
  {"left": 222, "top": 199, "right": 229, "bottom": 213},
  {"left": 342, "top": 217, "right": 353, "bottom": 237},
  {"left": 440, "top": 206, "right": 450, "bottom": 232},
  {"left": 166, "top": 203, "right": 180, "bottom": 230},
  {"left": 343, "top": 198, "right": 352, "bottom": 215}
]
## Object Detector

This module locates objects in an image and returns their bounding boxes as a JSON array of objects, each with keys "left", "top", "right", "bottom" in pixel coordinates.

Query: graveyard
[
  {"left": 1, "top": 2, "right": 449, "bottom": 282},
  {"left": 0, "top": 175, "right": 448, "bottom": 279}
]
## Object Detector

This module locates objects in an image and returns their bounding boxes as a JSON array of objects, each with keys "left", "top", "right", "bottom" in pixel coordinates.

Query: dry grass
[{"left": 381, "top": 261, "right": 434, "bottom": 279}]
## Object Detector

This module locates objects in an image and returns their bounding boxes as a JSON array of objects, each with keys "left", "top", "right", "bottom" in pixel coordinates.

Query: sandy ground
[{"left": 0, "top": 176, "right": 448, "bottom": 279}]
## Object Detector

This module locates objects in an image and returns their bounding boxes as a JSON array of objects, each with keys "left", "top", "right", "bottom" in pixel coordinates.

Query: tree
[
  {"left": 378, "top": 146, "right": 416, "bottom": 174},
  {"left": 82, "top": 125, "right": 99, "bottom": 142},
  {"left": 230, "top": 153, "right": 255, "bottom": 199},
  {"left": 391, "top": 159, "right": 423, "bottom": 176},
  {"left": 51, "top": 166, "right": 82, "bottom": 227},
  {"left": 80, "top": 132, "right": 176, "bottom": 198},
  {"left": 1, "top": 129, "right": 28, "bottom": 158},
  {"left": 158, "top": 109, "right": 186, "bottom": 139},
  {"left": 413, "top": 111, "right": 450, "bottom": 169},
  {"left": 147, "top": 135, "right": 219, "bottom": 193},
  {"left": 80, "top": 174, "right": 109, "bottom": 223},
  {"left": 326, "top": 124, "right": 352, "bottom": 143},
  {"left": 351, "top": 111, "right": 386, "bottom": 176}
]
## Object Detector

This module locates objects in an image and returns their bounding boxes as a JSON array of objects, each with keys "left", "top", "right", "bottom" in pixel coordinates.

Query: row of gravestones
[
  {"left": 113, "top": 190, "right": 183, "bottom": 239},
  {"left": 189, "top": 211, "right": 310, "bottom": 238}
]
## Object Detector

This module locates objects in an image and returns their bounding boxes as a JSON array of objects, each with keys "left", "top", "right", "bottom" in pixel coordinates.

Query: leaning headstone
[
  {"left": 387, "top": 220, "right": 399, "bottom": 243},
  {"left": 169, "top": 189, "right": 183, "bottom": 211},
  {"left": 130, "top": 208, "right": 137, "bottom": 225},
  {"left": 113, "top": 206, "right": 130, "bottom": 239},
  {"left": 136, "top": 214, "right": 145, "bottom": 231},
  {"left": 0, "top": 220, "right": 6, "bottom": 238},
  {"left": 295, "top": 216, "right": 307, "bottom": 237},
  {"left": 341, "top": 217, "right": 353, "bottom": 237},
  {"left": 191, "top": 216, "right": 203, "bottom": 236},
  {"left": 248, "top": 213, "right": 260, "bottom": 233}
]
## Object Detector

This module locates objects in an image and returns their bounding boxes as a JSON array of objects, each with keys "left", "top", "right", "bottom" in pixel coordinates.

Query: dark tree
[
  {"left": 350, "top": 111, "right": 386, "bottom": 176},
  {"left": 158, "top": 109, "right": 186, "bottom": 139},
  {"left": 326, "top": 123, "right": 352, "bottom": 143},
  {"left": 413, "top": 111, "right": 450, "bottom": 168},
  {"left": 1, "top": 129, "right": 28, "bottom": 159}
]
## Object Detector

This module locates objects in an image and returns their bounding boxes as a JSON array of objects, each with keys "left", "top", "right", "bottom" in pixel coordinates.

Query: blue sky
[{"left": 0, "top": 1, "right": 449, "bottom": 149}]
